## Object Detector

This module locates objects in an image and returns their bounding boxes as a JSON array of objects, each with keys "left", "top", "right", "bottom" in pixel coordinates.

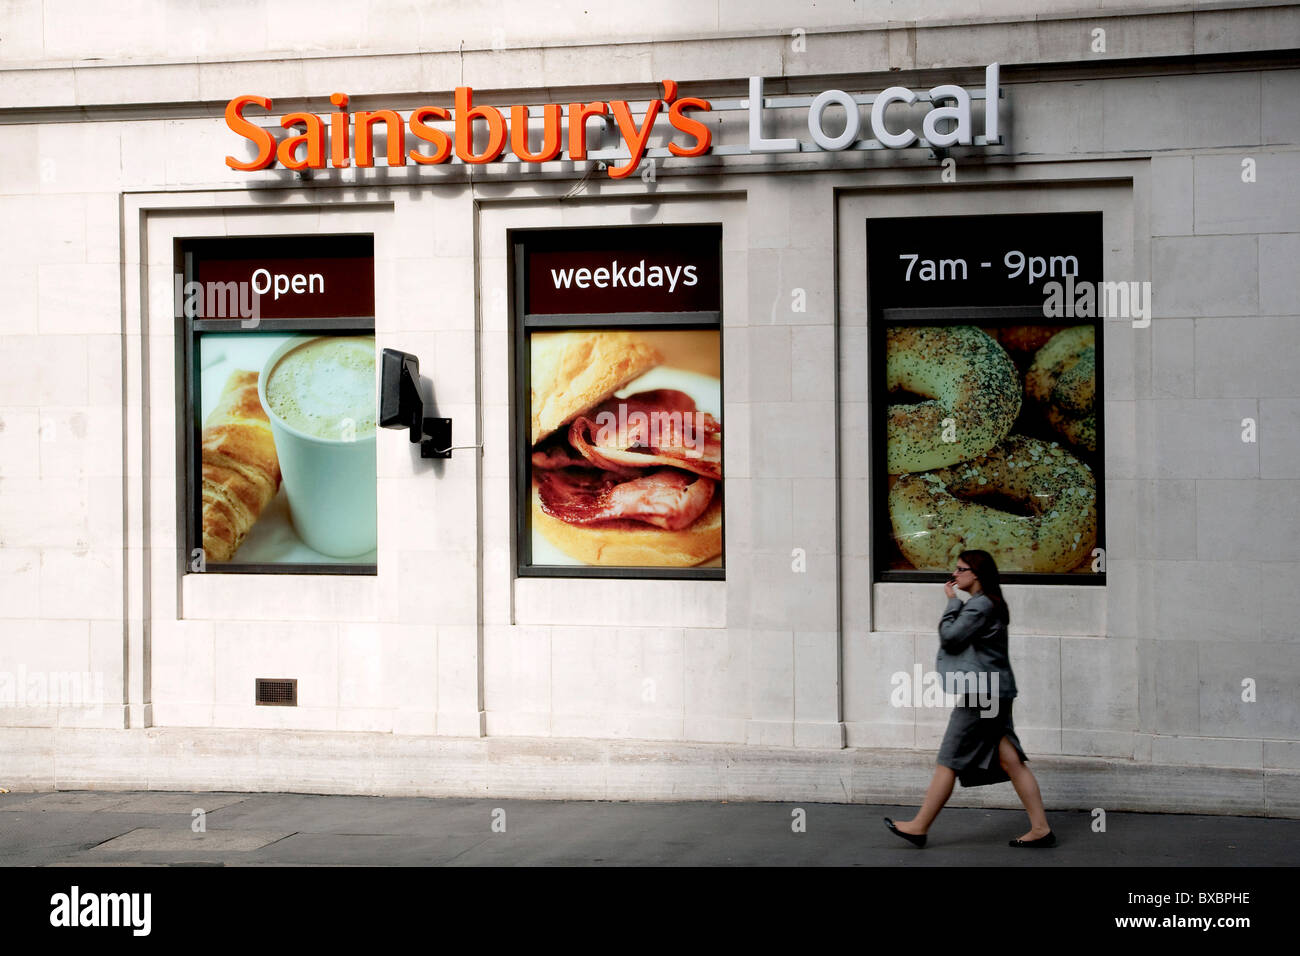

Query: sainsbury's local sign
[{"left": 225, "top": 65, "right": 1001, "bottom": 180}]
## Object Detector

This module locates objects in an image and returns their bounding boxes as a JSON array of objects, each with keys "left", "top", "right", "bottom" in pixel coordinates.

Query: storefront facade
[{"left": 2, "top": 1, "right": 1298, "bottom": 814}]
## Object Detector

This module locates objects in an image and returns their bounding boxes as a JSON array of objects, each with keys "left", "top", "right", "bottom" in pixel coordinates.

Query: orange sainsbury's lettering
[
  {"left": 567, "top": 101, "right": 608, "bottom": 160},
  {"left": 222, "top": 82, "right": 714, "bottom": 176},
  {"left": 409, "top": 106, "right": 452, "bottom": 164},
  {"left": 608, "top": 99, "right": 662, "bottom": 179},
  {"left": 277, "top": 111, "right": 326, "bottom": 170},
  {"left": 455, "top": 87, "right": 506, "bottom": 164},
  {"left": 510, "top": 104, "right": 562, "bottom": 163},
  {"left": 355, "top": 110, "right": 406, "bottom": 167},
  {"left": 668, "top": 97, "right": 711, "bottom": 157},
  {"left": 225, "top": 95, "right": 275, "bottom": 171},
  {"left": 330, "top": 93, "right": 350, "bottom": 168}
]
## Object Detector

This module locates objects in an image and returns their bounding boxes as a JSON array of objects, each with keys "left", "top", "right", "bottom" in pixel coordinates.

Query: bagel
[
  {"left": 888, "top": 434, "right": 1097, "bottom": 573},
  {"left": 984, "top": 325, "right": 1071, "bottom": 361},
  {"left": 1026, "top": 326, "right": 1095, "bottom": 453},
  {"left": 886, "top": 325, "right": 1021, "bottom": 473}
]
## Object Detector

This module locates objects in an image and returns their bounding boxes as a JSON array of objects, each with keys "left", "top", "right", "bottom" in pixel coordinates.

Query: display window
[
  {"left": 177, "top": 235, "right": 377, "bottom": 574},
  {"left": 512, "top": 225, "right": 724, "bottom": 578},
  {"left": 868, "top": 213, "right": 1105, "bottom": 583}
]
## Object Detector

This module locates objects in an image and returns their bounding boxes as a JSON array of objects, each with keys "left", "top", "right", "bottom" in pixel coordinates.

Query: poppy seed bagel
[
  {"left": 886, "top": 325, "right": 1021, "bottom": 474},
  {"left": 1026, "top": 325, "right": 1096, "bottom": 453},
  {"left": 888, "top": 434, "right": 1097, "bottom": 573}
]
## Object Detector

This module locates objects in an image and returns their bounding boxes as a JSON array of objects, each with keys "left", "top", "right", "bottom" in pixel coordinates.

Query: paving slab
[
  {"left": 44, "top": 862, "right": 171, "bottom": 866},
  {"left": 0, "top": 791, "right": 47, "bottom": 810},
  {"left": 240, "top": 832, "right": 492, "bottom": 866},
  {"left": 87, "top": 828, "right": 294, "bottom": 853},
  {"left": 204, "top": 793, "right": 486, "bottom": 835},
  {"left": 104, "top": 793, "right": 250, "bottom": 815},
  {"left": 0, "top": 811, "right": 168, "bottom": 867},
  {"left": 1, "top": 791, "right": 248, "bottom": 815},
  {"left": 2, "top": 792, "right": 137, "bottom": 813}
]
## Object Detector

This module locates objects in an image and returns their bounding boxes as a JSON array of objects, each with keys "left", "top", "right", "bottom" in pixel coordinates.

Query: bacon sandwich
[{"left": 529, "top": 330, "right": 722, "bottom": 566}]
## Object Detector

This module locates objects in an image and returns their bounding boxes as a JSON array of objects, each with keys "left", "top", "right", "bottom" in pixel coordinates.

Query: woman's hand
[{"left": 944, "top": 578, "right": 957, "bottom": 599}]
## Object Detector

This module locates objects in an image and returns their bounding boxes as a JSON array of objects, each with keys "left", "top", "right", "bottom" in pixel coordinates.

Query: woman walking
[{"left": 884, "top": 550, "right": 1055, "bottom": 848}]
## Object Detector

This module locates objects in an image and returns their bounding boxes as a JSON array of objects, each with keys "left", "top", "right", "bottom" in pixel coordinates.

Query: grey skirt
[{"left": 937, "top": 698, "right": 1027, "bottom": 788}]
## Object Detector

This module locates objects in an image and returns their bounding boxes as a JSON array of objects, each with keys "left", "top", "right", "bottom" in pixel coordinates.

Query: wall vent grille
[{"left": 255, "top": 678, "right": 297, "bottom": 706}]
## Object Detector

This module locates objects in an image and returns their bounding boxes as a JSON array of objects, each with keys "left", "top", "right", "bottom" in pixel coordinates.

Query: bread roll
[
  {"left": 201, "top": 370, "right": 281, "bottom": 562},
  {"left": 532, "top": 481, "right": 722, "bottom": 567},
  {"left": 530, "top": 330, "right": 661, "bottom": 445}
]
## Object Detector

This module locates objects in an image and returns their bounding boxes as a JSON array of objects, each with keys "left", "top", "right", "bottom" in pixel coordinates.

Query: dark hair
[{"left": 959, "top": 550, "right": 1010, "bottom": 626}]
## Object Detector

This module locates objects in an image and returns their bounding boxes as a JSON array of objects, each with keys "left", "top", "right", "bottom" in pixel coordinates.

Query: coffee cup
[{"left": 258, "top": 335, "right": 377, "bottom": 558}]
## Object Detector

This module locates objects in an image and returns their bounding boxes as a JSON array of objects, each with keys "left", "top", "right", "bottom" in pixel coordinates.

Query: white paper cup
[{"left": 258, "top": 336, "right": 377, "bottom": 558}]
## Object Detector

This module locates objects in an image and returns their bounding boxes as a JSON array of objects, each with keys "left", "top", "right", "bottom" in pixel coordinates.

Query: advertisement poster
[
  {"left": 883, "top": 321, "right": 1098, "bottom": 574},
  {"left": 527, "top": 328, "right": 722, "bottom": 569},
  {"left": 196, "top": 332, "right": 378, "bottom": 567},
  {"left": 868, "top": 213, "right": 1103, "bottom": 577}
]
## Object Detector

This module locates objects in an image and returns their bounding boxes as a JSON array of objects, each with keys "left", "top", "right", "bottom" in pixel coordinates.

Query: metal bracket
[{"left": 419, "top": 417, "right": 453, "bottom": 459}]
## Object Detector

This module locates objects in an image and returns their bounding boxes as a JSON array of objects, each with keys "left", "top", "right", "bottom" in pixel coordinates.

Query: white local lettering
[{"left": 751, "top": 63, "right": 1000, "bottom": 153}]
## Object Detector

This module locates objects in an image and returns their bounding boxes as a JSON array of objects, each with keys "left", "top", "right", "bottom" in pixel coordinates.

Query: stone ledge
[
  {"left": 2, "top": 726, "right": 1295, "bottom": 817},
  {"left": 2, "top": 5, "right": 1297, "bottom": 113}
]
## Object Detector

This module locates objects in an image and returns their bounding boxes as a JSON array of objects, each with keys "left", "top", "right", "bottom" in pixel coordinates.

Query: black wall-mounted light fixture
[{"left": 379, "top": 348, "right": 454, "bottom": 458}]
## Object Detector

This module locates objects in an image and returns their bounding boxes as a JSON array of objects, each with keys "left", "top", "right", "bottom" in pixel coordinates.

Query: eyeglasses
[{"left": 954, "top": 566, "right": 972, "bottom": 573}]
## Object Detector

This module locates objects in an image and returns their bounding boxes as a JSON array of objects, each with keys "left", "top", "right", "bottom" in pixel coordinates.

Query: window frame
[
  {"left": 176, "top": 234, "right": 378, "bottom": 577},
  {"left": 510, "top": 224, "right": 726, "bottom": 581}
]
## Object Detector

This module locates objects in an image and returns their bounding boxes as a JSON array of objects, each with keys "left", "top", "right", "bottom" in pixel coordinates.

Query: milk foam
[{"left": 266, "top": 336, "right": 376, "bottom": 440}]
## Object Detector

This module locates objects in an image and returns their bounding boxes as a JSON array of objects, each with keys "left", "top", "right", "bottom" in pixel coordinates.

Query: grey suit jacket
[{"left": 936, "top": 593, "right": 1018, "bottom": 701}]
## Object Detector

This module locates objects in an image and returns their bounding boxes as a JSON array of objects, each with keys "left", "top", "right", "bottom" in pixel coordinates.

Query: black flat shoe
[
  {"left": 1009, "top": 831, "right": 1056, "bottom": 848},
  {"left": 884, "top": 817, "right": 927, "bottom": 848}
]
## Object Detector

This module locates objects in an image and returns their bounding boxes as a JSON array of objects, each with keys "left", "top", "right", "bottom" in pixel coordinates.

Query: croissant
[{"left": 201, "top": 370, "right": 281, "bottom": 562}]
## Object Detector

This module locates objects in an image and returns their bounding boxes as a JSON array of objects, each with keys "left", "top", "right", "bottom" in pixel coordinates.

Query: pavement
[{"left": 1, "top": 788, "right": 1298, "bottom": 866}]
